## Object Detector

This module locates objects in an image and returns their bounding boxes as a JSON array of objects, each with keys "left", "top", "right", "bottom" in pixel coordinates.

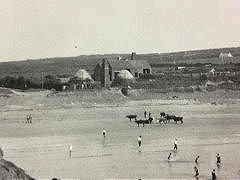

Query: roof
[
  {"left": 106, "top": 59, "right": 150, "bottom": 72},
  {"left": 129, "top": 60, "right": 151, "bottom": 71}
]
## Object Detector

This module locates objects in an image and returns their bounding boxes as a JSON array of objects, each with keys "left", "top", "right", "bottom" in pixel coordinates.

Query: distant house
[
  {"left": 175, "top": 66, "right": 185, "bottom": 70},
  {"left": 219, "top": 52, "right": 233, "bottom": 58},
  {"left": 93, "top": 53, "right": 151, "bottom": 87}
]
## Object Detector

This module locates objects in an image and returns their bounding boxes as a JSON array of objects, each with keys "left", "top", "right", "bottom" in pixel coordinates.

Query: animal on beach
[
  {"left": 126, "top": 115, "right": 137, "bottom": 121},
  {"left": 135, "top": 117, "right": 153, "bottom": 127}
]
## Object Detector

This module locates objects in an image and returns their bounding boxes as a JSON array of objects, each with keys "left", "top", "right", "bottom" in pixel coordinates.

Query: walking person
[
  {"left": 211, "top": 169, "right": 216, "bottom": 180},
  {"left": 138, "top": 135, "right": 142, "bottom": 152},
  {"left": 195, "top": 155, "right": 200, "bottom": 164},
  {"left": 173, "top": 138, "right": 178, "bottom": 151},
  {"left": 168, "top": 152, "right": 172, "bottom": 161},
  {"left": 102, "top": 129, "right": 106, "bottom": 138},
  {"left": 194, "top": 166, "right": 199, "bottom": 178},
  {"left": 144, "top": 111, "right": 147, "bottom": 118},
  {"left": 216, "top": 153, "right": 221, "bottom": 166},
  {"left": 69, "top": 144, "right": 72, "bottom": 158}
]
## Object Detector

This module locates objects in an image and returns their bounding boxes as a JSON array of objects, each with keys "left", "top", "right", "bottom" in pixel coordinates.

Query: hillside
[
  {"left": 0, "top": 148, "right": 35, "bottom": 180},
  {"left": 0, "top": 46, "right": 240, "bottom": 81}
]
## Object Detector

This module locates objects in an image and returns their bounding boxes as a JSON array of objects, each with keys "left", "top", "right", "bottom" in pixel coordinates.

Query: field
[
  {"left": 0, "top": 89, "right": 240, "bottom": 179},
  {"left": 1, "top": 46, "right": 240, "bottom": 82}
]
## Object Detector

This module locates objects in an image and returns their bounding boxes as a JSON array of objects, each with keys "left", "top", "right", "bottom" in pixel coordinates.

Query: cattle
[
  {"left": 164, "top": 114, "right": 175, "bottom": 120},
  {"left": 126, "top": 115, "right": 137, "bottom": 121},
  {"left": 135, "top": 117, "right": 153, "bottom": 127},
  {"left": 158, "top": 117, "right": 169, "bottom": 124},
  {"left": 172, "top": 116, "right": 183, "bottom": 124},
  {"left": 160, "top": 112, "right": 166, "bottom": 117}
]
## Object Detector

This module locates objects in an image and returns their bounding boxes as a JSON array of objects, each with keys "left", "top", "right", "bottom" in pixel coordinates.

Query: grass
[{"left": 0, "top": 47, "right": 240, "bottom": 83}]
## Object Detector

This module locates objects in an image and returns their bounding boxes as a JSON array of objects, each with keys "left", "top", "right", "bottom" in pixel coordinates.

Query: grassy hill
[{"left": 0, "top": 46, "right": 240, "bottom": 81}]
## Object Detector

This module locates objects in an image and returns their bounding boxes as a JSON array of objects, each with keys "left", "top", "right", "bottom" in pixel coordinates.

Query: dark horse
[{"left": 135, "top": 117, "right": 153, "bottom": 127}]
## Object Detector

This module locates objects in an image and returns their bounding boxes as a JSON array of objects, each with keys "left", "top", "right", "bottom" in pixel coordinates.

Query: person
[
  {"left": 144, "top": 111, "right": 147, "bottom": 118},
  {"left": 102, "top": 129, "right": 106, "bottom": 137},
  {"left": 173, "top": 138, "right": 178, "bottom": 151},
  {"left": 29, "top": 114, "right": 32, "bottom": 123},
  {"left": 212, "top": 169, "right": 216, "bottom": 180},
  {"left": 168, "top": 152, "right": 172, "bottom": 161},
  {"left": 69, "top": 144, "right": 72, "bottom": 158},
  {"left": 26, "top": 115, "right": 29, "bottom": 123},
  {"left": 138, "top": 136, "right": 142, "bottom": 149},
  {"left": 195, "top": 155, "right": 200, "bottom": 164},
  {"left": 194, "top": 166, "right": 199, "bottom": 178},
  {"left": 148, "top": 112, "right": 151, "bottom": 118},
  {"left": 216, "top": 153, "right": 221, "bottom": 165}
]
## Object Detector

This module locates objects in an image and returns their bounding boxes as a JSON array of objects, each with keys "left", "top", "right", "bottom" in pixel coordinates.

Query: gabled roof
[
  {"left": 129, "top": 60, "right": 151, "bottom": 71},
  {"left": 107, "top": 59, "right": 134, "bottom": 71},
  {"left": 106, "top": 59, "right": 150, "bottom": 72}
]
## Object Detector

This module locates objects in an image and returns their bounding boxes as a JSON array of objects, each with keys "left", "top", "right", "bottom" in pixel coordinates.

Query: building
[
  {"left": 219, "top": 52, "right": 233, "bottom": 58},
  {"left": 93, "top": 53, "right": 151, "bottom": 87}
]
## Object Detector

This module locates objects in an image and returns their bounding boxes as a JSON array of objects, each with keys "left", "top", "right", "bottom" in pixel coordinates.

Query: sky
[{"left": 0, "top": 0, "right": 240, "bottom": 62}]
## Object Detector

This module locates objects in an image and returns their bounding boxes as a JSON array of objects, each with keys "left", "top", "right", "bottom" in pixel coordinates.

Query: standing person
[
  {"left": 144, "top": 111, "right": 147, "bottom": 118},
  {"left": 194, "top": 166, "right": 199, "bottom": 178},
  {"left": 29, "top": 114, "right": 32, "bottom": 123},
  {"left": 211, "top": 169, "right": 216, "bottom": 180},
  {"left": 102, "top": 129, "right": 106, "bottom": 138},
  {"left": 195, "top": 155, "right": 200, "bottom": 164},
  {"left": 173, "top": 138, "right": 178, "bottom": 151},
  {"left": 69, "top": 144, "right": 72, "bottom": 158},
  {"left": 26, "top": 115, "right": 29, "bottom": 123},
  {"left": 148, "top": 112, "right": 151, "bottom": 118},
  {"left": 216, "top": 153, "right": 221, "bottom": 165},
  {"left": 168, "top": 152, "right": 172, "bottom": 161},
  {"left": 138, "top": 136, "right": 142, "bottom": 151}
]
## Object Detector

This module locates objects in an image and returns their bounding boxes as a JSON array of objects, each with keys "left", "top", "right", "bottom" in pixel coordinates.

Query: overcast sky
[{"left": 0, "top": 0, "right": 240, "bottom": 62}]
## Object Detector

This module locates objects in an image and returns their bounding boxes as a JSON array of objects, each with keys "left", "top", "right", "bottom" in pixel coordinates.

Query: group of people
[
  {"left": 144, "top": 111, "right": 151, "bottom": 119},
  {"left": 68, "top": 130, "right": 222, "bottom": 180},
  {"left": 167, "top": 138, "right": 221, "bottom": 180},
  {"left": 193, "top": 154, "right": 221, "bottom": 179},
  {"left": 26, "top": 114, "right": 32, "bottom": 123}
]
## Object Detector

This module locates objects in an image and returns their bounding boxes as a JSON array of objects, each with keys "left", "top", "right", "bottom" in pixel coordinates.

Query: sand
[{"left": 0, "top": 89, "right": 240, "bottom": 179}]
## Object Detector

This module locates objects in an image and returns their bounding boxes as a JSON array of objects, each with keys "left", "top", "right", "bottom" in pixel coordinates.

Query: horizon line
[{"left": 1, "top": 45, "right": 239, "bottom": 63}]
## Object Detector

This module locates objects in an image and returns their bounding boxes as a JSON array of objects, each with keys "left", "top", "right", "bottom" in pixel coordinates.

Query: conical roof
[{"left": 75, "top": 69, "right": 92, "bottom": 80}]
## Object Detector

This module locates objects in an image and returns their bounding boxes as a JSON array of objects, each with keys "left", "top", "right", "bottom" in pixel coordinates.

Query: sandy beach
[{"left": 0, "top": 89, "right": 240, "bottom": 179}]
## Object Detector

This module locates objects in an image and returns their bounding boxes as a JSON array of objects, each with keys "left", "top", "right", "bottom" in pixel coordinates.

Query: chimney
[{"left": 131, "top": 52, "right": 136, "bottom": 60}]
